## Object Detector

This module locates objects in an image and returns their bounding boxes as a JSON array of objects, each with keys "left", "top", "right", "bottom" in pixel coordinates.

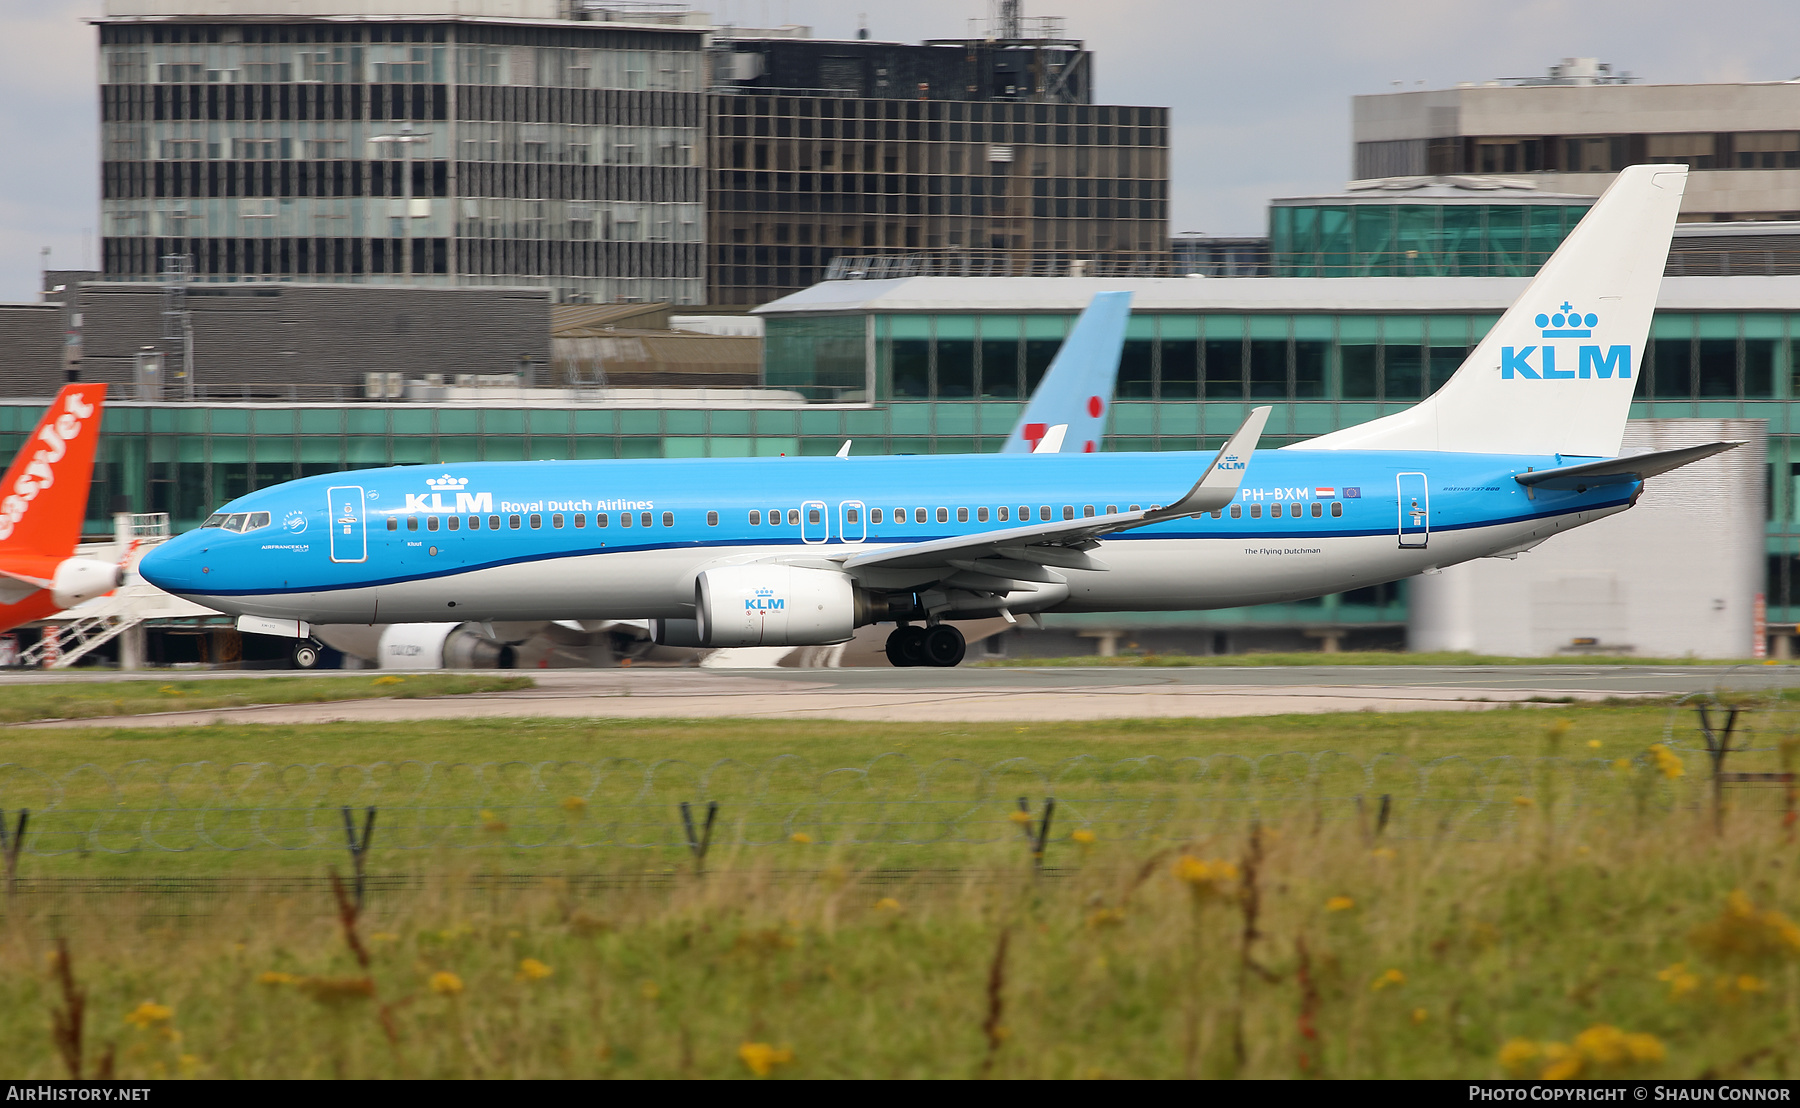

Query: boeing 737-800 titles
[{"left": 141, "top": 165, "right": 1734, "bottom": 668}]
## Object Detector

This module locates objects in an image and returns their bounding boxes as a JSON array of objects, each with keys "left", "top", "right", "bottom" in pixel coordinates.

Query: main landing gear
[
  {"left": 290, "top": 640, "right": 322, "bottom": 669},
  {"left": 884, "top": 623, "right": 966, "bottom": 668}
]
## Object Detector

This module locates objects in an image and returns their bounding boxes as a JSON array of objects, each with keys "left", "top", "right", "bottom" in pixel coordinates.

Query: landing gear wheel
[
  {"left": 291, "top": 642, "right": 321, "bottom": 670},
  {"left": 922, "top": 624, "right": 967, "bottom": 668},
  {"left": 885, "top": 625, "right": 929, "bottom": 668}
]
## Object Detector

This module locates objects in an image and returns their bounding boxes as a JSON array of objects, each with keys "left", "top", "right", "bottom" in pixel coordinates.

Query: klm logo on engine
[
  {"left": 1500, "top": 302, "right": 1632, "bottom": 381},
  {"left": 746, "top": 586, "right": 785, "bottom": 612}
]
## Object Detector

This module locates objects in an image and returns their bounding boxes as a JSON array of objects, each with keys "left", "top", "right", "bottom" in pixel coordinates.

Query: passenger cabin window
[
  {"left": 468, "top": 515, "right": 480, "bottom": 530},
  {"left": 956, "top": 507, "right": 969, "bottom": 523},
  {"left": 509, "top": 514, "right": 521, "bottom": 529},
  {"left": 643, "top": 512, "right": 655, "bottom": 528},
  {"left": 915, "top": 508, "right": 927, "bottom": 523},
  {"left": 1311, "top": 503, "right": 1323, "bottom": 517},
  {"left": 1331, "top": 502, "right": 1343, "bottom": 517},
  {"left": 892, "top": 508, "right": 904, "bottom": 524},
  {"left": 407, "top": 516, "right": 419, "bottom": 532},
  {"left": 1063, "top": 506, "right": 1075, "bottom": 521},
  {"left": 427, "top": 517, "right": 439, "bottom": 531},
  {"left": 936, "top": 508, "right": 948, "bottom": 524},
  {"left": 386, "top": 517, "right": 397, "bottom": 531},
  {"left": 1107, "top": 505, "right": 1118, "bottom": 515},
  {"left": 846, "top": 507, "right": 859, "bottom": 524},
  {"left": 488, "top": 515, "right": 500, "bottom": 530},
  {"left": 707, "top": 511, "right": 719, "bottom": 526},
  {"left": 529, "top": 514, "right": 542, "bottom": 529},
  {"left": 662, "top": 512, "right": 673, "bottom": 527},
  {"left": 1083, "top": 505, "right": 1095, "bottom": 518},
  {"left": 1210, "top": 510, "right": 1222, "bottom": 519},
  {"left": 809, "top": 508, "right": 822, "bottom": 524},
  {"left": 1129, "top": 505, "right": 1140, "bottom": 512},
  {"left": 1018, "top": 506, "right": 1029, "bottom": 520},
  {"left": 597, "top": 513, "right": 609, "bottom": 527},
  {"left": 621, "top": 512, "right": 632, "bottom": 527},
  {"left": 573, "top": 514, "right": 585, "bottom": 528},
  {"left": 749, "top": 510, "right": 761, "bottom": 525},
  {"left": 769, "top": 507, "right": 782, "bottom": 524},
  {"left": 1040, "top": 506, "right": 1052, "bottom": 521},
  {"left": 977, "top": 507, "right": 989, "bottom": 522},
  {"left": 786, "top": 509, "right": 799, "bottom": 526},
  {"left": 1250, "top": 504, "right": 1262, "bottom": 519},
  {"left": 1230, "top": 505, "right": 1242, "bottom": 519},
  {"left": 999, "top": 506, "right": 1010, "bottom": 521},
  {"left": 552, "top": 514, "right": 564, "bottom": 529},
  {"left": 447, "top": 516, "right": 460, "bottom": 531},
  {"left": 871, "top": 508, "right": 883, "bottom": 523}
]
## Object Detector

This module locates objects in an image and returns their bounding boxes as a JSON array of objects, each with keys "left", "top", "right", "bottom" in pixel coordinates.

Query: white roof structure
[{"left": 755, "top": 275, "right": 1800, "bottom": 316}]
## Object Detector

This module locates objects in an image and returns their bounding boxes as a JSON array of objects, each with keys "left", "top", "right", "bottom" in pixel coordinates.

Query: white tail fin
[{"left": 1290, "top": 164, "right": 1688, "bottom": 458}]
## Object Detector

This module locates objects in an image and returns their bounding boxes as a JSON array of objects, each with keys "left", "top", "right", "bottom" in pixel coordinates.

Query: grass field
[
  {"left": 985, "top": 651, "right": 1791, "bottom": 667},
  {"left": 0, "top": 674, "right": 536, "bottom": 725},
  {"left": 3, "top": 698, "right": 1799, "bottom": 1078}
]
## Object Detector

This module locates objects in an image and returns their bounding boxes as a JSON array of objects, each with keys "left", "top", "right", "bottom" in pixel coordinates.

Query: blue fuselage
[{"left": 138, "top": 448, "right": 1635, "bottom": 625}]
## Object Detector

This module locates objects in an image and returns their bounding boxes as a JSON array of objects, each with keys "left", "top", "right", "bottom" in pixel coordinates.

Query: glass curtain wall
[{"left": 1270, "top": 201, "right": 1593, "bottom": 276}]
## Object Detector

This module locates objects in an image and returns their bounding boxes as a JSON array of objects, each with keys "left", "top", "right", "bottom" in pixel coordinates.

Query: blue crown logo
[
  {"left": 755, "top": 587, "right": 775, "bottom": 597},
  {"left": 1535, "top": 301, "right": 1598, "bottom": 339}
]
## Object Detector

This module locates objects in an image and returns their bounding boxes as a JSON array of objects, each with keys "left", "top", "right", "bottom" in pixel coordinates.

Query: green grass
[
  {"left": 2, "top": 702, "right": 1797, "bottom": 1078},
  {"left": 985, "top": 650, "right": 1787, "bottom": 667},
  {"left": 0, "top": 674, "right": 536, "bottom": 724}
]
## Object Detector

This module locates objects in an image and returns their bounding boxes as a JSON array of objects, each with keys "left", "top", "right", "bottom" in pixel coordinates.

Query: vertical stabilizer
[
  {"left": 1001, "top": 290, "right": 1131, "bottom": 454},
  {"left": 0, "top": 384, "right": 107, "bottom": 554},
  {"left": 1290, "top": 164, "right": 1687, "bottom": 457}
]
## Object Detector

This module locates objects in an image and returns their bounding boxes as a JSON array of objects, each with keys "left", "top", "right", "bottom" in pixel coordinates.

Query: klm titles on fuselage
[
  {"left": 1501, "top": 302, "right": 1631, "bottom": 381},
  {"left": 399, "top": 490, "right": 657, "bottom": 514}
]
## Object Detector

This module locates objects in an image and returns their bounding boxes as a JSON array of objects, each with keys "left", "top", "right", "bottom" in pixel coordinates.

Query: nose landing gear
[{"left": 884, "top": 623, "right": 966, "bottom": 668}]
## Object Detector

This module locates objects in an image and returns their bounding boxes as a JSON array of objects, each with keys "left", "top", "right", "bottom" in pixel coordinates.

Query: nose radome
[{"left": 137, "top": 537, "right": 192, "bottom": 592}]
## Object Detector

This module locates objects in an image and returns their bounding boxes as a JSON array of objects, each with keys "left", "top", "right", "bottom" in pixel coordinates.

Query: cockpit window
[
  {"left": 246, "top": 511, "right": 271, "bottom": 531},
  {"left": 223, "top": 514, "right": 249, "bottom": 532},
  {"left": 200, "top": 514, "right": 226, "bottom": 529},
  {"left": 212, "top": 512, "right": 273, "bottom": 534}
]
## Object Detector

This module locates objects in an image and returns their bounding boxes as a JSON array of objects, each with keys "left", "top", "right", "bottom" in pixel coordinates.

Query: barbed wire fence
[{"left": 0, "top": 693, "right": 1793, "bottom": 864}]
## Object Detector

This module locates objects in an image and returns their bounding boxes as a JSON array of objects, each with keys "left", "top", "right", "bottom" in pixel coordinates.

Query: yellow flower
[
  {"left": 1325, "top": 895, "right": 1355, "bottom": 913},
  {"left": 559, "top": 795, "right": 587, "bottom": 814},
  {"left": 124, "top": 1002, "right": 174, "bottom": 1029},
  {"left": 516, "top": 958, "right": 553, "bottom": 982},
  {"left": 737, "top": 1041, "right": 795, "bottom": 1077},
  {"left": 789, "top": 832, "right": 812, "bottom": 844},
  {"left": 873, "top": 897, "right": 901, "bottom": 913},
  {"left": 1649, "top": 743, "right": 1685, "bottom": 779},
  {"left": 158, "top": 685, "right": 183, "bottom": 696},
  {"left": 1612, "top": 757, "right": 1633, "bottom": 772},
  {"left": 1070, "top": 828, "right": 1097, "bottom": 845},
  {"left": 1657, "top": 962, "right": 1700, "bottom": 1000},
  {"left": 256, "top": 971, "right": 300, "bottom": 986},
  {"left": 1411, "top": 1007, "right": 1429, "bottom": 1025},
  {"left": 639, "top": 980, "right": 660, "bottom": 1001},
  {"left": 1370, "top": 968, "right": 1406, "bottom": 992},
  {"left": 1511, "top": 795, "right": 1535, "bottom": 808},
  {"left": 1008, "top": 809, "right": 1033, "bottom": 826},
  {"left": 1586, "top": 739, "right": 1602, "bottom": 750},
  {"left": 1735, "top": 973, "right": 1769, "bottom": 993},
  {"left": 1499, "top": 1038, "right": 1540, "bottom": 1074},
  {"left": 1690, "top": 890, "right": 1800, "bottom": 967},
  {"left": 372, "top": 675, "right": 405, "bottom": 686},
  {"left": 428, "top": 971, "right": 464, "bottom": 996},
  {"left": 1172, "top": 855, "right": 1239, "bottom": 899}
]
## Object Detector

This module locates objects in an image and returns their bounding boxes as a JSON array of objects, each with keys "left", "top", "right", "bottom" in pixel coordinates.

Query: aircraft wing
[
  {"left": 837, "top": 407, "right": 1269, "bottom": 589},
  {"left": 1514, "top": 441, "right": 1741, "bottom": 490}
]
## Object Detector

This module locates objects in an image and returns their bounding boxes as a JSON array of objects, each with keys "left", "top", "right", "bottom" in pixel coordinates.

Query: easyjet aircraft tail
[
  {"left": 1291, "top": 163, "right": 1688, "bottom": 458},
  {"left": 0, "top": 384, "right": 121, "bottom": 635}
]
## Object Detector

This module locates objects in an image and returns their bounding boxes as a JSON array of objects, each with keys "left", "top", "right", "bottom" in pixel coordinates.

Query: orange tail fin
[{"left": 0, "top": 384, "right": 107, "bottom": 556}]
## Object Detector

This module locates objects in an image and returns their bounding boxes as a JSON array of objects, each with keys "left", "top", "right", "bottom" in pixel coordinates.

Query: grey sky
[{"left": 3, "top": 0, "right": 1798, "bottom": 300}]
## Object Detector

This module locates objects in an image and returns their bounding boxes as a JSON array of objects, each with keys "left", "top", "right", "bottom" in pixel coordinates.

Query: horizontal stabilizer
[{"left": 1514, "top": 441, "right": 1742, "bottom": 490}]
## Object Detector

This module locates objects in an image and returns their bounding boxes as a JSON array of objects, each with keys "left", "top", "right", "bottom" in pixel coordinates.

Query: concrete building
[
  {"left": 1354, "top": 58, "right": 1800, "bottom": 222},
  {"left": 97, "top": 0, "right": 708, "bottom": 304}
]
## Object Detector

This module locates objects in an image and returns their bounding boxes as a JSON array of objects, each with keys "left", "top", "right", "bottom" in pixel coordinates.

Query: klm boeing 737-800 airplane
[{"left": 141, "top": 164, "right": 1735, "bottom": 668}]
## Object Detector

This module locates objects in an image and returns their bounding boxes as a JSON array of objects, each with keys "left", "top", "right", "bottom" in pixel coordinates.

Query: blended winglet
[
  {"left": 1159, "top": 406, "right": 1270, "bottom": 516},
  {"left": 1515, "top": 441, "right": 1741, "bottom": 489}
]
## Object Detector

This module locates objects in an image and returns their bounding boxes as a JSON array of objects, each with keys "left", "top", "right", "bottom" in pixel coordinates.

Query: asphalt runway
[{"left": 9, "top": 663, "right": 1799, "bottom": 727}]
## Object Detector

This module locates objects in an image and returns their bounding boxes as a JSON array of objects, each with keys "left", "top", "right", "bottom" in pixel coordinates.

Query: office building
[
  {"left": 1354, "top": 58, "right": 1800, "bottom": 222},
  {"left": 97, "top": 0, "right": 708, "bottom": 304}
]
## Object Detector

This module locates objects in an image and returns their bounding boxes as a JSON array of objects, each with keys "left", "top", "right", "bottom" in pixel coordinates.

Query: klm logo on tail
[{"left": 1501, "top": 302, "right": 1632, "bottom": 381}]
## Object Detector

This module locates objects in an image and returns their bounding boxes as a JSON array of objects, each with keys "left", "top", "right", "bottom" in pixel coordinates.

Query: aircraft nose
[{"left": 138, "top": 532, "right": 204, "bottom": 594}]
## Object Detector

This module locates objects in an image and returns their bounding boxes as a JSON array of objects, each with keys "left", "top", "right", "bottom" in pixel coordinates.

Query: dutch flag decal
[{"left": 1314, "top": 487, "right": 1337, "bottom": 499}]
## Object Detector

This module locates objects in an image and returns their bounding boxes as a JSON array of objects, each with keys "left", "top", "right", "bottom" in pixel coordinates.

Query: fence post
[
  {"left": 339, "top": 806, "right": 376, "bottom": 911},
  {"left": 1015, "top": 796, "right": 1055, "bottom": 872},
  {"left": 680, "top": 800, "right": 718, "bottom": 875},
  {"left": 1376, "top": 794, "right": 1392, "bottom": 838},
  {"left": 0, "top": 809, "right": 27, "bottom": 900},
  {"left": 1696, "top": 704, "right": 1743, "bottom": 834}
]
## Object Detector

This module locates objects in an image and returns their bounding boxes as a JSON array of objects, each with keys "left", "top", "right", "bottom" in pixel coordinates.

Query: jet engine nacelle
[
  {"left": 375, "top": 622, "right": 517, "bottom": 669},
  {"left": 695, "top": 565, "right": 855, "bottom": 648},
  {"left": 51, "top": 557, "right": 123, "bottom": 610}
]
